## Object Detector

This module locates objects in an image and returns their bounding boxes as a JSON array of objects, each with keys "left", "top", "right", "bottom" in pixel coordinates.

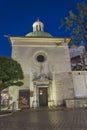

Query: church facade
[{"left": 7, "top": 20, "right": 87, "bottom": 110}]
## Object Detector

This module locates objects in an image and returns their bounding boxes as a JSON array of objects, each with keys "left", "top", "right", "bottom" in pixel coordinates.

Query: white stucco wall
[{"left": 72, "top": 71, "right": 87, "bottom": 98}]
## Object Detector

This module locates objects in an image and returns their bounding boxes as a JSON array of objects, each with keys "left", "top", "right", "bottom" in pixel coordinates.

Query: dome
[
  {"left": 25, "top": 19, "right": 53, "bottom": 38},
  {"left": 26, "top": 31, "right": 53, "bottom": 37}
]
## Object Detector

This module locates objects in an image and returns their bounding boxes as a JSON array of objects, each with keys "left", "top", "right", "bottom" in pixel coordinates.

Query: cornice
[{"left": 8, "top": 36, "right": 70, "bottom": 47}]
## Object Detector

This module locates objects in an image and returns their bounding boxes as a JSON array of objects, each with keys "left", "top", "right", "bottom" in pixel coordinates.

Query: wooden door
[{"left": 39, "top": 88, "right": 48, "bottom": 106}]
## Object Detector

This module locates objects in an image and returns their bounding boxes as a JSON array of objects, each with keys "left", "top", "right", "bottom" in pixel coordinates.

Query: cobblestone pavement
[{"left": 0, "top": 108, "right": 87, "bottom": 130}]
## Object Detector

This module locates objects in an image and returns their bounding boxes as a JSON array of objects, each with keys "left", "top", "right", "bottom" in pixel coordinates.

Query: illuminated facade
[{"left": 7, "top": 20, "right": 87, "bottom": 110}]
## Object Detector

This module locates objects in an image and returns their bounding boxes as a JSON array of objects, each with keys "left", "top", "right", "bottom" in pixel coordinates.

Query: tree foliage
[
  {"left": 61, "top": 1, "right": 87, "bottom": 45},
  {"left": 0, "top": 56, "right": 24, "bottom": 91}
]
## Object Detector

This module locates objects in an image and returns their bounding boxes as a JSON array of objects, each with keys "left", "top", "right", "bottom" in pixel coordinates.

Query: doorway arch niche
[{"left": 32, "top": 78, "right": 53, "bottom": 108}]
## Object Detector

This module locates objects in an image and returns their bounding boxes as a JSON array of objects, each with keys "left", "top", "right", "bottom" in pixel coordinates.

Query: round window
[{"left": 36, "top": 55, "right": 45, "bottom": 62}]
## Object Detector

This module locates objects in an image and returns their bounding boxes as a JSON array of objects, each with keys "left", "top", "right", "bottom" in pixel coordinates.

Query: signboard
[{"left": 19, "top": 90, "right": 30, "bottom": 108}]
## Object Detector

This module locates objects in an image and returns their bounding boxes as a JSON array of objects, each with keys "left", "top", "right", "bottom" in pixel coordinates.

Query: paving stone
[{"left": 0, "top": 108, "right": 87, "bottom": 130}]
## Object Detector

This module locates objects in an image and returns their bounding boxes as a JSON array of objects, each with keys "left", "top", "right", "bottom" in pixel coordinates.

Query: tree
[
  {"left": 60, "top": 1, "right": 87, "bottom": 46},
  {"left": 0, "top": 56, "right": 24, "bottom": 110}
]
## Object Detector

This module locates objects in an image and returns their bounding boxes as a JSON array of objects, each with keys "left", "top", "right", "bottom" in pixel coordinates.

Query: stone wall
[
  {"left": 55, "top": 72, "right": 74, "bottom": 106},
  {"left": 65, "top": 98, "right": 87, "bottom": 108},
  {"left": 21, "top": 74, "right": 30, "bottom": 89},
  {"left": 11, "top": 39, "right": 72, "bottom": 108},
  {"left": 12, "top": 45, "right": 71, "bottom": 74}
]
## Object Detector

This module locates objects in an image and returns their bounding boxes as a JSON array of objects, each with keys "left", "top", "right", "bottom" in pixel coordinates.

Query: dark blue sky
[{"left": 0, "top": 0, "right": 86, "bottom": 57}]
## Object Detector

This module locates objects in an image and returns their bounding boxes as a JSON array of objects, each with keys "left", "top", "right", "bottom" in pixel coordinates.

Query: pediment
[{"left": 33, "top": 74, "right": 52, "bottom": 82}]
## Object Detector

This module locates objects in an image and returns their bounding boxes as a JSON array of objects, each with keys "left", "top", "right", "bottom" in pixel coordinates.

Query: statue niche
[{"left": 32, "top": 63, "right": 53, "bottom": 82}]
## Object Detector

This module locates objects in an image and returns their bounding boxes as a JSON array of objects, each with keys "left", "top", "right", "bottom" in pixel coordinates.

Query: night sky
[{"left": 0, "top": 0, "right": 86, "bottom": 57}]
